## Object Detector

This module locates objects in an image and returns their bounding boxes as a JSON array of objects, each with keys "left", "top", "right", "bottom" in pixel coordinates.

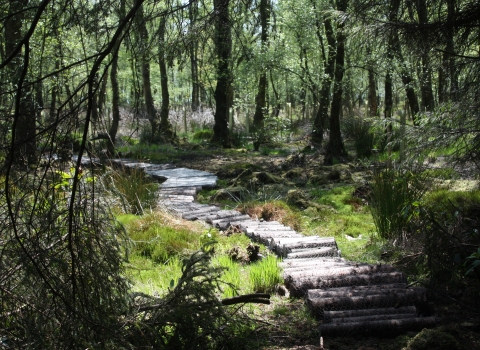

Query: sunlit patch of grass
[
  {"left": 249, "top": 254, "right": 283, "bottom": 293},
  {"left": 125, "top": 255, "right": 183, "bottom": 296},
  {"left": 304, "top": 184, "right": 378, "bottom": 262},
  {"left": 118, "top": 211, "right": 209, "bottom": 263},
  {"left": 212, "top": 255, "right": 243, "bottom": 298}
]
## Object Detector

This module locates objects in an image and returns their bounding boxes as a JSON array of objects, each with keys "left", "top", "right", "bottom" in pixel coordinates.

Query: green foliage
[
  {"left": 191, "top": 128, "right": 214, "bottom": 142},
  {"left": 125, "top": 247, "right": 236, "bottom": 349},
  {"left": 1, "top": 169, "right": 130, "bottom": 348},
  {"left": 342, "top": 116, "right": 380, "bottom": 158},
  {"left": 249, "top": 254, "right": 283, "bottom": 293},
  {"left": 213, "top": 255, "right": 242, "bottom": 298},
  {"left": 102, "top": 167, "right": 158, "bottom": 214},
  {"left": 368, "top": 168, "right": 428, "bottom": 240},
  {"left": 122, "top": 212, "right": 204, "bottom": 263},
  {"left": 403, "top": 328, "right": 459, "bottom": 350},
  {"left": 414, "top": 189, "right": 480, "bottom": 287}
]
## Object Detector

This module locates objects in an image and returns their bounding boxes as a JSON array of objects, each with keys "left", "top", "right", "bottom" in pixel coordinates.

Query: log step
[
  {"left": 286, "top": 272, "right": 406, "bottom": 297},
  {"left": 323, "top": 306, "right": 417, "bottom": 322},
  {"left": 320, "top": 316, "right": 437, "bottom": 336},
  {"left": 182, "top": 206, "right": 220, "bottom": 220},
  {"left": 285, "top": 264, "right": 397, "bottom": 280},
  {"left": 285, "top": 246, "right": 339, "bottom": 259},
  {"left": 280, "top": 257, "right": 347, "bottom": 269}
]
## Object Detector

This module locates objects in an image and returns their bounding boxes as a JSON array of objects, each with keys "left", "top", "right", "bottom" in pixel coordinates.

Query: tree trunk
[
  {"left": 158, "top": 16, "right": 174, "bottom": 142},
  {"left": 312, "top": 17, "right": 335, "bottom": 144},
  {"left": 211, "top": 0, "right": 232, "bottom": 147},
  {"left": 5, "top": 0, "right": 37, "bottom": 167},
  {"left": 367, "top": 48, "right": 378, "bottom": 117},
  {"left": 109, "top": 52, "right": 121, "bottom": 157},
  {"left": 416, "top": 0, "right": 435, "bottom": 112},
  {"left": 189, "top": 0, "right": 200, "bottom": 112},
  {"left": 252, "top": 0, "right": 270, "bottom": 131},
  {"left": 384, "top": 71, "right": 393, "bottom": 153},
  {"left": 439, "top": 0, "right": 457, "bottom": 103},
  {"left": 324, "top": 0, "right": 349, "bottom": 165},
  {"left": 388, "top": 0, "right": 420, "bottom": 125},
  {"left": 135, "top": 4, "right": 160, "bottom": 142}
]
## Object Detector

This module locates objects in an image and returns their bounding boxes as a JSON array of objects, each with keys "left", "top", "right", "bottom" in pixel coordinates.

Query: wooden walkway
[{"left": 113, "top": 160, "right": 436, "bottom": 336}]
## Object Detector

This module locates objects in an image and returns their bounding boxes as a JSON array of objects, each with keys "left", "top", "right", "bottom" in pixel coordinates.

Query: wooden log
[
  {"left": 308, "top": 283, "right": 408, "bottom": 298},
  {"left": 273, "top": 239, "right": 338, "bottom": 256},
  {"left": 285, "top": 264, "right": 397, "bottom": 280},
  {"left": 211, "top": 215, "right": 252, "bottom": 230},
  {"left": 308, "top": 287, "right": 426, "bottom": 302},
  {"left": 182, "top": 206, "right": 219, "bottom": 220},
  {"left": 282, "top": 261, "right": 365, "bottom": 273},
  {"left": 286, "top": 272, "right": 406, "bottom": 297},
  {"left": 330, "top": 311, "right": 417, "bottom": 324},
  {"left": 273, "top": 236, "right": 337, "bottom": 245},
  {"left": 307, "top": 289, "right": 424, "bottom": 314},
  {"left": 245, "top": 226, "right": 292, "bottom": 234},
  {"left": 280, "top": 257, "right": 347, "bottom": 269},
  {"left": 221, "top": 293, "right": 270, "bottom": 305},
  {"left": 285, "top": 247, "right": 338, "bottom": 259},
  {"left": 323, "top": 306, "right": 416, "bottom": 322},
  {"left": 320, "top": 316, "right": 436, "bottom": 336}
]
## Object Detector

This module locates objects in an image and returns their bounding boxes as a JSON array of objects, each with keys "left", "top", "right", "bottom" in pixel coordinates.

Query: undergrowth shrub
[
  {"left": 126, "top": 246, "right": 256, "bottom": 349},
  {"left": 412, "top": 190, "right": 480, "bottom": 290},
  {"left": 368, "top": 167, "right": 429, "bottom": 240},
  {"left": 102, "top": 167, "right": 158, "bottom": 214},
  {"left": 342, "top": 116, "right": 379, "bottom": 158},
  {"left": 191, "top": 128, "right": 214, "bottom": 142}
]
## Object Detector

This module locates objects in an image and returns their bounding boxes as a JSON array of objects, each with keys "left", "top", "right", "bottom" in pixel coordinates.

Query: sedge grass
[{"left": 249, "top": 254, "right": 283, "bottom": 293}]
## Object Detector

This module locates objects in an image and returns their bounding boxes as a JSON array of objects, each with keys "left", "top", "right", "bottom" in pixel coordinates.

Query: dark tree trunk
[
  {"left": 416, "top": 0, "right": 435, "bottom": 112},
  {"left": 106, "top": 0, "right": 126, "bottom": 157},
  {"left": 367, "top": 49, "right": 378, "bottom": 117},
  {"left": 158, "top": 16, "right": 174, "bottom": 141},
  {"left": 384, "top": 71, "right": 393, "bottom": 151},
  {"left": 211, "top": 0, "right": 232, "bottom": 147},
  {"left": 189, "top": 0, "right": 200, "bottom": 112},
  {"left": 136, "top": 4, "right": 160, "bottom": 141},
  {"left": 324, "top": 0, "right": 349, "bottom": 165},
  {"left": 253, "top": 0, "right": 270, "bottom": 130},
  {"left": 388, "top": 0, "right": 420, "bottom": 125},
  {"left": 312, "top": 17, "right": 335, "bottom": 144},
  {"left": 109, "top": 51, "right": 121, "bottom": 157},
  {"left": 439, "top": 0, "right": 458, "bottom": 103},
  {"left": 5, "top": 0, "right": 37, "bottom": 167}
]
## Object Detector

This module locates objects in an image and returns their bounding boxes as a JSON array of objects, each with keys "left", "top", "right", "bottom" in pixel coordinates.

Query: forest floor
[{"left": 159, "top": 140, "right": 480, "bottom": 350}]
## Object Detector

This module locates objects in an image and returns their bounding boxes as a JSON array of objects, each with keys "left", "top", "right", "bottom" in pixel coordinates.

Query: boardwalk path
[{"left": 113, "top": 159, "right": 436, "bottom": 336}]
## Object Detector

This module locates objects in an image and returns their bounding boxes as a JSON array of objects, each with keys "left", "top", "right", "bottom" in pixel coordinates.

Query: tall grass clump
[
  {"left": 102, "top": 167, "right": 158, "bottom": 214},
  {"left": 342, "top": 116, "right": 379, "bottom": 158},
  {"left": 249, "top": 254, "right": 283, "bottom": 293},
  {"left": 369, "top": 167, "right": 428, "bottom": 240},
  {"left": 213, "top": 255, "right": 242, "bottom": 298}
]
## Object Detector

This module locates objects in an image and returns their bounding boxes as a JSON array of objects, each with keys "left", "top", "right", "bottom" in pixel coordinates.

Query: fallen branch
[{"left": 221, "top": 293, "right": 270, "bottom": 306}]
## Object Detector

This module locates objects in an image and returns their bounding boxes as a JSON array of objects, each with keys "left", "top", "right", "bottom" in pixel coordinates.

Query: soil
[{"left": 166, "top": 142, "right": 480, "bottom": 350}]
